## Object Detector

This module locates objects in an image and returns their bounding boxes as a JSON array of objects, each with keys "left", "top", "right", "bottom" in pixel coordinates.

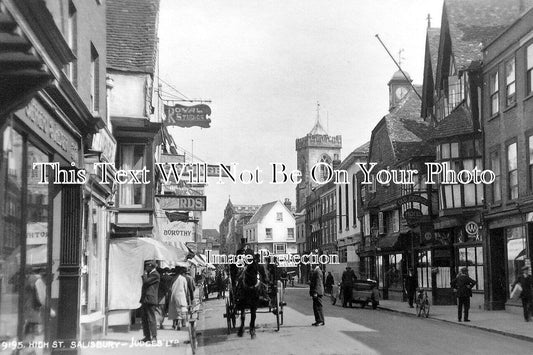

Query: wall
[{"left": 109, "top": 73, "right": 148, "bottom": 117}]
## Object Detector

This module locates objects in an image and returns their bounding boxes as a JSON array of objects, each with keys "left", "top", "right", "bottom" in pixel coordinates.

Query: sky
[{"left": 157, "top": 0, "right": 444, "bottom": 230}]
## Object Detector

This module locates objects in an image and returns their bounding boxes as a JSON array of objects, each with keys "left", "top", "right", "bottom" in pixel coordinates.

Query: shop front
[
  {"left": 485, "top": 212, "right": 533, "bottom": 311},
  {"left": 1, "top": 96, "right": 84, "bottom": 350}
]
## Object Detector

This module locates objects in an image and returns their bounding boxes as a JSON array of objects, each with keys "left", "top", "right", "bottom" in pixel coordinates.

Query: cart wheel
[{"left": 330, "top": 295, "right": 336, "bottom": 305}]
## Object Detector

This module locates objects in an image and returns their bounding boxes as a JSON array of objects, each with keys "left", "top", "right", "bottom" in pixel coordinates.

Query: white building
[
  {"left": 336, "top": 142, "right": 369, "bottom": 270},
  {"left": 244, "top": 200, "right": 296, "bottom": 255}
]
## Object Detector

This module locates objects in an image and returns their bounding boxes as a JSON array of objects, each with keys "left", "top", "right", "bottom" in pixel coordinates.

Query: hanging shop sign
[
  {"left": 164, "top": 104, "right": 211, "bottom": 128},
  {"left": 159, "top": 221, "right": 195, "bottom": 243},
  {"left": 156, "top": 195, "right": 206, "bottom": 211},
  {"left": 396, "top": 194, "right": 429, "bottom": 207},
  {"left": 404, "top": 208, "right": 423, "bottom": 225}
]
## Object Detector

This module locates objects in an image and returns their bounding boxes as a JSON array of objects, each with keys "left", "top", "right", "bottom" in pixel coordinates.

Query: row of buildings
[
  {"left": 292, "top": 0, "right": 533, "bottom": 313},
  {"left": 0, "top": 0, "right": 207, "bottom": 351}
]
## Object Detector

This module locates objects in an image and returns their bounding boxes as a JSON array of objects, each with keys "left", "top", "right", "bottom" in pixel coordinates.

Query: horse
[{"left": 235, "top": 254, "right": 266, "bottom": 339}]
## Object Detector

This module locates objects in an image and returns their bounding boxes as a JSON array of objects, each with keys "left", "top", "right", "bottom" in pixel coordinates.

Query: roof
[
  {"left": 233, "top": 205, "right": 260, "bottom": 214},
  {"left": 309, "top": 119, "right": 328, "bottom": 135},
  {"left": 107, "top": 0, "right": 159, "bottom": 73},
  {"left": 383, "top": 86, "right": 435, "bottom": 162},
  {"left": 389, "top": 70, "right": 411, "bottom": 83},
  {"left": 339, "top": 141, "right": 369, "bottom": 169},
  {"left": 248, "top": 201, "right": 278, "bottom": 224},
  {"left": 443, "top": 0, "right": 532, "bottom": 70},
  {"left": 427, "top": 28, "right": 441, "bottom": 80},
  {"left": 433, "top": 104, "right": 476, "bottom": 139},
  {"left": 202, "top": 229, "right": 219, "bottom": 241}
]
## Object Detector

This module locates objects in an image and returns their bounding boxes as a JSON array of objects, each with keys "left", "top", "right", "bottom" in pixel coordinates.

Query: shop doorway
[{"left": 489, "top": 228, "right": 506, "bottom": 310}]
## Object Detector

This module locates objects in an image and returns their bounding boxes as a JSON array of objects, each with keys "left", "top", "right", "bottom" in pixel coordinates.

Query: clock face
[{"left": 395, "top": 86, "right": 408, "bottom": 100}]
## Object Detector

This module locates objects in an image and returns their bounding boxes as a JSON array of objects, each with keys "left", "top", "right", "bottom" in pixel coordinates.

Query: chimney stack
[{"left": 284, "top": 198, "right": 292, "bottom": 210}]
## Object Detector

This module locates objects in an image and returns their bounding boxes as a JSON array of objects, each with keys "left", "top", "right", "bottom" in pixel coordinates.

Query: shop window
[
  {"left": 507, "top": 142, "right": 518, "bottom": 200},
  {"left": 490, "top": 150, "right": 501, "bottom": 202},
  {"left": 0, "top": 127, "right": 23, "bottom": 341},
  {"left": 119, "top": 145, "right": 146, "bottom": 207},
  {"left": 489, "top": 71, "right": 499, "bottom": 115},
  {"left": 505, "top": 57, "right": 516, "bottom": 107},
  {"left": 527, "top": 44, "right": 533, "bottom": 95},
  {"left": 387, "top": 254, "right": 403, "bottom": 289},
  {"left": 417, "top": 251, "right": 432, "bottom": 289},
  {"left": 377, "top": 256, "right": 384, "bottom": 288},
  {"left": 1, "top": 128, "right": 51, "bottom": 345},
  {"left": 506, "top": 226, "right": 526, "bottom": 296},
  {"left": 458, "top": 246, "right": 484, "bottom": 291}
]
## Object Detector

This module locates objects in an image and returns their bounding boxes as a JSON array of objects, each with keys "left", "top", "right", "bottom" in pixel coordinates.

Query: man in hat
[
  {"left": 451, "top": 267, "right": 477, "bottom": 322},
  {"left": 513, "top": 265, "right": 533, "bottom": 321},
  {"left": 309, "top": 264, "right": 325, "bottom": 326},
  {"left": 140, "top": 260, "right": 160, "bottom": 341},
  {"left": 341, "top": 266, "right": 357, "bottom": 308}
]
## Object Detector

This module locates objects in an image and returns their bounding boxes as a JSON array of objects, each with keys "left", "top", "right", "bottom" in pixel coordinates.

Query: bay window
[{"left": 119, "top": 144, "right": 146, "bottom": 207}]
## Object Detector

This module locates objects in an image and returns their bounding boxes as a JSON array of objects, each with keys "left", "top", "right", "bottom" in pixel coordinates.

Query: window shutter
[
  {"left": 393, "top": 210, "right": 400, "bottom": 233},
  {"left": 378, "top": 212, "right": 384, "bottom": 234}
]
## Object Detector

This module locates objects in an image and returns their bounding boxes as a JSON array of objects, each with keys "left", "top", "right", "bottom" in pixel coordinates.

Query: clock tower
[
  {"left": 388, "top": 69, "right": 412, "bottom": 111},
  {"left": 295, "top": 103, "right": 342, "bottom": 212}
]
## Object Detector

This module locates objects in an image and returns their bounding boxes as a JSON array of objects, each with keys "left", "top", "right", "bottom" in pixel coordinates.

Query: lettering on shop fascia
[{"left": 15, "top": 99, "right": 79, "bottom": 162}]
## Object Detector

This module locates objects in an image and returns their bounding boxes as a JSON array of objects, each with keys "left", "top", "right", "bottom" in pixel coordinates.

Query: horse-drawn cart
[{"left": 223, "top": 270, "right": 285, "bottom": 334}]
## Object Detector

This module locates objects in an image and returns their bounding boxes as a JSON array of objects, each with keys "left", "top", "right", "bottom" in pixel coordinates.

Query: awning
[
  {"left": 108, "top": 237, "right": 189, "bottom": 310},
  {"left": 377, "top": 233, "right": 401, "bottom": 250}
]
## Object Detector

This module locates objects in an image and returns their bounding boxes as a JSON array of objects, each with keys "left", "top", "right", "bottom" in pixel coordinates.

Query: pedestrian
[
  {"left": 325, "top": 272, "right": 334, "bottom": 295},
  {"left": 451, "top": 267, "right": 477, "bottom": 322},
  {"left": 23, "top": 267, "right": 46, "bottom": 340},
  {"left": 341, "top": 266, "right": 357, "bottom": 307},
  {"left": 168, "top": 266, "right": 189, "bottom": 330},
  {"left": 309, "top": 265, "right": 325, "bottom": 326},
  {"left": 512, "top": 265, "right": 533, "bottom": 321},
  {"left": 140, "top": 260, "right": 160, "bottom": 342},
  {"left": 156, "top": 268, "right": 172, "bottom": 330},
  {"left": 404, "top": 268, "right": 418, "bottom": 308},
  {"left": 185, "top": 269, "right": 196, "bottom": 304}
]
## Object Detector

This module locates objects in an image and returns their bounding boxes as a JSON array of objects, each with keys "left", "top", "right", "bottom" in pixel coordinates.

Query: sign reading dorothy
[
  {"left": 159, "top": 221, "right": 195, "bottom": 243},
  {"left": 164, "top": 103, "right": 211, "bottom": 128}
]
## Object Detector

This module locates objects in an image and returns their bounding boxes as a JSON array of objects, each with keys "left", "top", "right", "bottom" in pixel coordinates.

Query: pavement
[{"left": 377, "top": 298, "right": 533, "bottom": 342}]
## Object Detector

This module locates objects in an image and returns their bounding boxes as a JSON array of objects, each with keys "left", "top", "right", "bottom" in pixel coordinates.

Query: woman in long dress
[{"left": 168, "top": 266, "right": 189, "bottom": 330}]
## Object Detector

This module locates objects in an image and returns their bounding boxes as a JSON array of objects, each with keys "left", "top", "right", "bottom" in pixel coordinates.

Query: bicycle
[
  {"left": 415, "top": 289, "right": 430, "bottom": 318},
  {"left": 186, "top": 301, "right": 202, "bottom": 354}
]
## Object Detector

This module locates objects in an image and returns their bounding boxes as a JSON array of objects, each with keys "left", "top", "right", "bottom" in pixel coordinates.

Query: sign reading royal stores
[
  {"left": 164, "top": 103, "right": 211, "bottom": 128},
  {"left": 156, "top": 195, "right": 207, "bottom": 211},
  {"left": 159, "top": 221, "right": 195, "bottom": 243}
]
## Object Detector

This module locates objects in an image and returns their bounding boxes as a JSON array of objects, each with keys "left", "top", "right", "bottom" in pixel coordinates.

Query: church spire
[{"left": 309, "top": 101, "right": 328, "bottom": 135}]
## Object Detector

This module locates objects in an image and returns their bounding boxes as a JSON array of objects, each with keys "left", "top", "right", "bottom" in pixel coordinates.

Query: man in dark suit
[
  {"left": 404, "top": 268, "right": 418, "bottom": 308},
  {"left": 309, "top": 265, "right": 325, "bottom": 326},
  {"left": 451, "top": 267, "right": 477, "bottom": 322},
  {"left": 341, "top": 266, "right": 357, "bottom": 307},
  {"left": 140, "top": 260, "right": 160, "bottom": 341}
]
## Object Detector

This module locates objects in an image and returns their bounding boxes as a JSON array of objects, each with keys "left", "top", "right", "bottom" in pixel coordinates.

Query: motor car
[{"left": 330, "top": 279, "right": 380, "bottom": 309}]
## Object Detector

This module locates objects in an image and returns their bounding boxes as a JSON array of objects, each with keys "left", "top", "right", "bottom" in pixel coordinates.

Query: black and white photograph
[{"left": 1, "top": 0, "right": 533, "bottom": 354}]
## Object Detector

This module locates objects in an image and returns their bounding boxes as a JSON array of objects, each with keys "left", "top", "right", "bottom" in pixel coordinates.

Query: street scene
[{"left": 2, "top": 0, "right": 533, "bottom": 354}]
